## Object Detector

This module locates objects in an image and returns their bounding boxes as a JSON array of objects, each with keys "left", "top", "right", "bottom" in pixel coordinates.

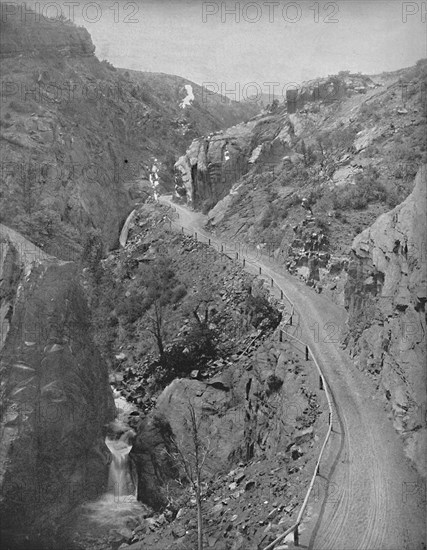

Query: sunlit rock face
[
  {"left": 174, "top": 120, "right": 258, "bottom": 207},
  {"left": 344, "top": 165, "right": 426, "bottom": 476},
  {"left": 0, "top": 225, "right": 115, "bottom": 547}
]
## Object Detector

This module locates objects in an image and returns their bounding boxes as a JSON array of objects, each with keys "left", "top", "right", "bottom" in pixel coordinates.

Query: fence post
[
  {"left": 243, "top": 258, "right": 245, "bottom": 267},
  {"left": 289, "top": 316, "right": 293, "bottom": 326},
  {"left": 294, "top": 526, "right": 299, "bottom": 547},
  {"left": 319, "top": 376, "right": 324, "bottom": 390},
  {"left": 208, "top": 238, "right": 211, "bottom": 245},
  {"left": 279, "top": 330, "right": 283, "bottom": 342},
  {"left": 236, "top": 252, "right": 238, "bottom": 260},
  {"left": 259, "top": 266, "right": 261, "bottom": 275},
  {"left": 271, "top": 278, "right": 273, "bottom": 288},
  {"left": 221, "top": 245, "right": 224, "bottom": 252},
  {"left": 280, "top": 289, "right": 283, "bottom": 299},
  {"left": 305, "top": 346, "right": 309, "bottom": 361}
]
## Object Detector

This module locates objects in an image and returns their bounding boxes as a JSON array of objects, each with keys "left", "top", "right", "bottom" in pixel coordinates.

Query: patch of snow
[{"left": 180, "top": 84, "right": 195, "bottom": 109}]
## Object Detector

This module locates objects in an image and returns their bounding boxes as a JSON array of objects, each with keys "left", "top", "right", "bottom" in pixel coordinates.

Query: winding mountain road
[{"left": 159, "top": 195, "right": 426, "bottom": 550}]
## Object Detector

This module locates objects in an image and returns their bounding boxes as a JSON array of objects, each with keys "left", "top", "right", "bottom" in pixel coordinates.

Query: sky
[{"left": 22, "top": 1, "right": 427, "bottom": 97}]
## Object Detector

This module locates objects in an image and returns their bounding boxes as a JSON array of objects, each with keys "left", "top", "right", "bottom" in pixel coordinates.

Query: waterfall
[
  {"left": 105, "top": 430, "right": 136, "bottom": 501},
  {"left": 69, "top": 413, "right": 144, "bottom": 545}
]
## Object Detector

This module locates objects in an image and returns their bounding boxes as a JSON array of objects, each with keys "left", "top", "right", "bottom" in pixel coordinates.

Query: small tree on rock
[{"left": 169, "top": 402, "right": 211, "bottom": 550}]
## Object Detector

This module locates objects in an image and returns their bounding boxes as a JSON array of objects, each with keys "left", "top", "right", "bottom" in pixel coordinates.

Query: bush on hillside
[
  {"left": 116, "top": 294, "right": 149, "bottom": 324},
  {"left": 246, "top": 293, "right": 281, "bottom": 331},
  {"left": 331, "top": 166, "right": 387, "bottom": 210},
  {"left": 145, "top": 322, "right": 219, "bottom": 388}
]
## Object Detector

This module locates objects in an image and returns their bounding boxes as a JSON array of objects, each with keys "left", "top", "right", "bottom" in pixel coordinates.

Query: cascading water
[
  {"left": 105, "top": 430, "right": 136, "bottom": 500},
  {"left": 67, "top": 397, "right": 148, "bottom": 548}
]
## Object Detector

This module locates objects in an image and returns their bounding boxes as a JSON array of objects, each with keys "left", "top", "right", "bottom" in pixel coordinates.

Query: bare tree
[
  {"left": 184, "top": 281, "right": 215, "bottom": 327},
  {"left": 142, "top": 256, "right": 178, "bottom": 359},
  {"left": 169, "top": 402, "right": 211, "bottom": 550},
  {"left": 147, "top": 298, "right": 165, "bottom": 357}
]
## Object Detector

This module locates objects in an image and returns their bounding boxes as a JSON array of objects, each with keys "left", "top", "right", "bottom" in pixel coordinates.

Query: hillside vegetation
[
  {"left": 0, "top": 5, "right": 257, "bottom": 259},
  {"left": 175, "top": 62, "right": 426, "bottom": 290}
]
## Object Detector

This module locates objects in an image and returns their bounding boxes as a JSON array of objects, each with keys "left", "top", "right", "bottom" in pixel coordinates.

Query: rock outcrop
[
  {"left": 0, "top": 6, "right": 257, "bottom": 258},
  {"left": 177, "top": 63, "right": 426, "bottom": 305},
  {"left": 174, "top": 123, "right": 255, "bottom": 206},
  {"left": 174, "top": 114, "right": 296, "bottom": 208},
  {"left": 0, "top": 7, "right": 96, "bottom": 58},
  {"left": 0, "top": 224, "right": 115, "bottom": 547},
  {"left": 131, "top": 333, "right": 323, "bottom": 514},
  {"left": 173, "top": 71, "right": 382, "bottom": 211},
  {"left": 344, "top": 165, "right": 426, "bottom": 476}
]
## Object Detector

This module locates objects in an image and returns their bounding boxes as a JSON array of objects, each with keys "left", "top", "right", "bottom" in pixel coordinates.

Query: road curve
[{"left": 160, "top": 195, "right": 426, "bottom": 550}]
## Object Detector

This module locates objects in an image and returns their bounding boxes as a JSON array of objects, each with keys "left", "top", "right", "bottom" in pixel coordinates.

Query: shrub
[
  {"left": 9, "top": 99, "right": 37, "bottom": 113},
  {"left": 246, "top": 294, "right": 281, "bottom": 330},
  {"left": 116, "top": 295, "right": 148, "bottom": 324},
  {"left": 316, "top": 216, "right": 330, "bottom": 233},
  {"left": 359, "top": 102, "right": 381, "bottom": 122},
  {"left": 184, "top": 322, "right": 218, "bottom": 360},
  {"left": 172, "top": 284, "right": 187, "bottom": 303},
  {"left": 265, "top": 374, "right": 283, "bottom": 396},
  {"left": 331, "top": 166, "right": 387, "bottom": 210}
]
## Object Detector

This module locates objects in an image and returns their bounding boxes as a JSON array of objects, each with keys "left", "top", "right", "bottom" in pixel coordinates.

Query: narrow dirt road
[{"left": 160, "top": 196, "right": 426, "bottom": 550}]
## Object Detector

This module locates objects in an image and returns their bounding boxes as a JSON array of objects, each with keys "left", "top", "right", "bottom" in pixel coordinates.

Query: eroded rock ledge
[{"left": 344, "top": 165, "right": 426, "bottom": 476}]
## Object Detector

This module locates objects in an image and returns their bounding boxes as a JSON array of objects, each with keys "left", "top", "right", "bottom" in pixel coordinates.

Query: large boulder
[{"left": 132, "top": 339, "right": 317, "bottom": 509}]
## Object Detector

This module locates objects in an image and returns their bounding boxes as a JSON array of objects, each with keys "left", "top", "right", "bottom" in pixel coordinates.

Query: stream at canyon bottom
[{"left": 67, "top": 392, "right": 148, "bottom": 550}]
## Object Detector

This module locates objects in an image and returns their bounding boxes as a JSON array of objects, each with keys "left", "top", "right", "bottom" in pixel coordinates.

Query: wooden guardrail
[{"left": 162, "top": 201, "right": 335, "bottom": 549}]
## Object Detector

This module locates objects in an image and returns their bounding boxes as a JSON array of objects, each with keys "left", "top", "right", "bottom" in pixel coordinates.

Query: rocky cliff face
[
  {"left": 173, "top": 71, "right": 380, "bottom": 210},
  {"left": 0, "top": 7, "right": 96, "bottom": 58},
  {"left": 0, "top": 224, "right": 115, "bottom": 548},
  {"left": 131, "top": 327, "right": 323, "bottom": 503},
  {"left": 176, "top": 62, "right": 426, "bottom": 292},
  {"left": 174, "top": 114, "right": 295, "bottom": 208},
  {"left": 344, "top": 165, "right": 426, "bottom": 476},
  {"left": 125, "top": 329, "right": 325, "bottom": 549},
  {"left": 0, "top": 7, "right": 257, "bottom": 258}
]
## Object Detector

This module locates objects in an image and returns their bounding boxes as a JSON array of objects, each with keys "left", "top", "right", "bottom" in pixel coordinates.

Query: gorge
[{"left": 0, "top": 4, "right": 426, "bottom": 550}]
